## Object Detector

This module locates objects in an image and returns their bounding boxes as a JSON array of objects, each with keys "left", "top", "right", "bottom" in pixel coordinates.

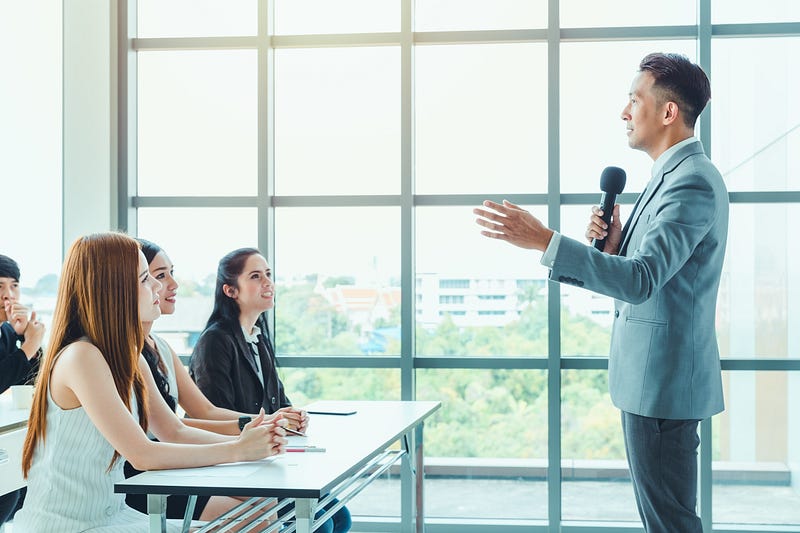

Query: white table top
[{"left": 115, "top": 400, "right": 440, "bottom": 499}]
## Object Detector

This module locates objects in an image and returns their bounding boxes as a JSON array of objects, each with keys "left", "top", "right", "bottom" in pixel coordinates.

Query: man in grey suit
[{"left": 474, "top": 53, "right": 728, "bottom": 532}]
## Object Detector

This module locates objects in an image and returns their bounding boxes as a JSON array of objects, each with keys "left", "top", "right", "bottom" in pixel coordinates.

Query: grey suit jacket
[{"left": 550, "top": 140, "right": 728, "bottom": 419}]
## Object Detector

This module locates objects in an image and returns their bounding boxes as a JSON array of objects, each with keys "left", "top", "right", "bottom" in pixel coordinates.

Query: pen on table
[
  {"left": 286, "top": 446, "right": 326, "bottom": 453},
  {"left": 283, "top": 426, "right": 306, "bottom": 437}
]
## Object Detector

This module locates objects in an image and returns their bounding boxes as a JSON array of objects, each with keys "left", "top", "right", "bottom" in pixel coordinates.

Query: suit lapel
[
  {"left": 618, "top": 140, "right": 705, "bottom": 256},
  {"left": 234, "top": 326, "right": 261, "bottom": 378},
  {"left": 619, "top": 173, "right": 664, "bottom": 256}
]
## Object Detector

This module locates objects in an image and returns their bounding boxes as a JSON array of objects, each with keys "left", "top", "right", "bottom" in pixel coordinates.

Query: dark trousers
[{"left": 621, "top": 411, "right": 703, "bottom": 533}]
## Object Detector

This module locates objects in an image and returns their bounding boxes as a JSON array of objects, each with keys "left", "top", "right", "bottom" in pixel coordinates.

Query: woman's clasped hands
[{"left": 237, "top": 408, "right": 287, "bottom": 460}]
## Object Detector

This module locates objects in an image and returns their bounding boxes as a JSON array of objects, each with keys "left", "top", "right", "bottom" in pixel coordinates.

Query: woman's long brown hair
[{"left": 22, "top": 233, "right": 149, "bottom": 475}]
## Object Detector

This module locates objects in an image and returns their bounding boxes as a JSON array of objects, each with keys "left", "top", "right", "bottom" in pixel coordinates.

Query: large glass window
[
  {"left": 711, "top": 37, "right": 800, "bottom": 192},
  {"left": 137, "top": 0, "right": 257, "bottom": 38},
  {"left": 273, "top": 207, "right": 401, "bottom": 355},
  {"left": 560, "top": 40, "right": 696, "bottom": 193},
  {"left": 416, "top": 206, "right": 549, "bottom": 357},
  {"left": 1, "top": 1, "right": 62, "bottom": 333},
  {"left": 717, "top": 204, "right": 800, "bottom": 359},
  {"left": 415, "top": 43, "right": 548, "bottom": 195},
  {"left": 414, "top": 0, "right": 547, "bottom": 32},
  {"left": 417, "top": 369, "right": 548, "bottom": 522},
  {"left": 275, "top": 47, "right": 400, "bottom": 196},
  {"left": 126, "top": 1, "right": 800, "bottom": 531},
  {"left": 711, "top": 1, "right": 800, "bottom": 24},
  {"left": 713, "top": 372, "right": 800, "bottom": 528},
  {"left": 138, "top": 50, "right": 258, "bottom": 196},
  {"left": 562, "top": 370, "right": 634, "bottom": 523},
  {"left": 274, "top": 0, "right": 399, "bottom": 35},
  {"left": 560, "top": 0, "right": 696, "bottom": 28}
]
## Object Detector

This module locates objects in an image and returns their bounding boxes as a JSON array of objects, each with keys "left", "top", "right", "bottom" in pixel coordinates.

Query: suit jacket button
[
  {"left": 614, "top": 310, "right": 620, "bottom": 318},
  {"left": 271, "top": 396, "right": 277, "bottom": 404}
]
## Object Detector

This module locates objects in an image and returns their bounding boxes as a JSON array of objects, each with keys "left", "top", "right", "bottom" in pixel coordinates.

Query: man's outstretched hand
[{"left": 474, "top": 200, "right": 554, "bottom": 252}]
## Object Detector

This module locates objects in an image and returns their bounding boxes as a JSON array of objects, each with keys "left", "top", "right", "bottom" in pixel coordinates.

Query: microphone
[{"left": 593, "top": 166, "right": 627, "bottom": 251}]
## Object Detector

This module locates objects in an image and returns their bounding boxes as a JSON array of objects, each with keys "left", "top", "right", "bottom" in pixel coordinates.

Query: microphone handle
[{"left": 593, "top": 191, "right": 616, "bottom": 251}]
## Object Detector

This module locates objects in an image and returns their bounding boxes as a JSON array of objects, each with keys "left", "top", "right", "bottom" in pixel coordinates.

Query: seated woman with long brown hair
[{"left": 14, "top": 233, "right": 286, "bottom": 532}]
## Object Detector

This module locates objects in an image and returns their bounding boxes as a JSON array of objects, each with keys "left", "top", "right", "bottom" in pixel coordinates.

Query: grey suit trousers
[{"left": 621, "top": 411, "right": 702, "bottom": 533}]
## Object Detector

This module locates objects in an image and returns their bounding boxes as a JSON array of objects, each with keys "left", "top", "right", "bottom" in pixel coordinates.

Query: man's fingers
[
  {"left": 473, "top": 207, "right": 507, "bottom": 224},
  {"left": 479, "top": 230, "right": 508, "bottom": 241},
  {"left": 481, "top": 199, "right": 503, "bottom": 210},
  {"left": 612, "top": 204, "right": 622, "bottom": 224},
  {"left": 481, "top": 199, "right": 517, "bottom": 215},
  {"left": 475, "top": 217, "right": 508, "bottom": 235},
  {"left": 590, "top": 215, "right": 608, "bottom": 230}
]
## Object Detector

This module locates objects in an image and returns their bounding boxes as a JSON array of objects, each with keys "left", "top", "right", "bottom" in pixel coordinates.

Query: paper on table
[
  {"left": 148, "top": 457, "right": 275, "bottom": 478},
  {"left": 285, "top": 435, "right": 325, "bottom": 450}
]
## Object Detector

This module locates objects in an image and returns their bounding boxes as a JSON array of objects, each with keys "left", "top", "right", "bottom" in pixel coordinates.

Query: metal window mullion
[
  {"left": 711, "top": 21, "right": 800, "bottom": 38},
  {"left": 133, "top": 36, "right": 259, "bottom": 51},
  {"left": 116, "top": 0, "right": 137, "bottom": 234},
  {"left": 697, "top": 1, "right": 713, "bottom": 531},
  {"left": 547, "top": 0, "right": 562, "bottom": 529},
  {"left": 400, "top": 2, "right": 416, "bottom": 533},
  {"left": 560, "top": 25, "right": 697, "bottom": 42},
  {"left": 259, "top": 0, "right": 276, "bottom": 332},
  {"left": 130, "top": 25, "right": 800, "bottom": 54},
  {"left": 399, "top": 0, "right": 415, "bottom": 405}
]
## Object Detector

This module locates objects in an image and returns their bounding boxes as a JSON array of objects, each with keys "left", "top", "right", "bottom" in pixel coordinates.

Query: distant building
[{"left": 321, "top": 284, "right": 401, "bottom": 332}]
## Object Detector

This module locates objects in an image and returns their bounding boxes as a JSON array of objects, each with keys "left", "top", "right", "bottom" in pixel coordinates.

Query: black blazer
[
  {"left": 0, "top": 322, "right": 39, "bottom": 394},
  {"left": 189, "top": 318, "right": 291, "bottom": 415}
]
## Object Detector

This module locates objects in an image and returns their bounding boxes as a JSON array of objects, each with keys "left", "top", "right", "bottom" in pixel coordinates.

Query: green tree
[{"left": 274, "top": 278, "right": 622, "bottom": 460}]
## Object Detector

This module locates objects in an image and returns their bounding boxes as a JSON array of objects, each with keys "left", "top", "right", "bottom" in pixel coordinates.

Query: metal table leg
[
  {"left": 147, "top": 493, "right": 167, "bottom": 533},
  {"left": 294, "top": 497, "right": 316, "bottom": 533}
]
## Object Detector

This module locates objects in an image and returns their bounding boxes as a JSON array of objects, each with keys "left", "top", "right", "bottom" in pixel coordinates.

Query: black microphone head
[{"left": 599, "top": 166, "right": 627, "bottom": 194}]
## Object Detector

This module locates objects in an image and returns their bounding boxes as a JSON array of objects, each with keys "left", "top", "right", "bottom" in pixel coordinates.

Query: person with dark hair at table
[
  {"left": 0, "top": 254, "right": 43, "bottom": 393},
  {"left": 124, "top": 238, "right": 289, "bottom": 521},
  {"left": 0, "top": 254, "right": 44, "bottom": 527},
  {"left": 191, "top": 247, "right": 351, "bottom": 533},
  {"left": 14, "top": 233, "right": 286, "bottom": 532}
]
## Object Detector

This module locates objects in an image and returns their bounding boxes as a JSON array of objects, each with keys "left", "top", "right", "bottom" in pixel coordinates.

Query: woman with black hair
[
  {"left": 190, "top": 248, "right": 351, "bottom": 533},
  {"left": 189, "top": 248, "right": 297, "bottom": 421},
  {"left": 125, "top": 240, "right": 286, "bottom": 521}
]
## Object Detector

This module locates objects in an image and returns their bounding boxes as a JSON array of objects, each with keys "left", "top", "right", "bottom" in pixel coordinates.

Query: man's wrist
[
  {"left": 540, "top": 228, "right": 555, "bottom": 251},
  {"left": 20, "top": 340, "right": 40, "bottom": 360},
  {"left": 540, "top": 231, "right": 562, "bottom": 268}
]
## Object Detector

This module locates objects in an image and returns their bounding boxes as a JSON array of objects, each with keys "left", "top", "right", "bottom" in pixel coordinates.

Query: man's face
[
  {"left": 0, "top": 276, "right": 20, "bottom": 322},
  {"left": 621, "top": 71, "right": 665, "bottom": 157}
]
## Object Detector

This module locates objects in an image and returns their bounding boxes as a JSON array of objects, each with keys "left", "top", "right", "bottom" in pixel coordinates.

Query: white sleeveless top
[{"left": 14, "top": 385, "right": 180, "bottom": 532}]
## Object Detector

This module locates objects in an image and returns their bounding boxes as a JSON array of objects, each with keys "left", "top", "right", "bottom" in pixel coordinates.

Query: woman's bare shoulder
[{"left": 55, "top": 339, "right": 108, "bottom": 370}]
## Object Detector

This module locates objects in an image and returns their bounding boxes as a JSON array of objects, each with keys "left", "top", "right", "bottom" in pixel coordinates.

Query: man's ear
[
  {"left": 223, "top": 284, "right": 238, "bottom": 299},
  {"left": 663, "top": 101, "right": 680, "bottom": 125}
]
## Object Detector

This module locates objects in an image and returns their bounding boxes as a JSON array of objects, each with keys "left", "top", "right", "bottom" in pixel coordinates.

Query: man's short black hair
[
  {"left": 639, "top": 52, "right": 711, "bottom": 128},
  {"left": 0, "top": 255, "right": 20, "bottom": 281}
]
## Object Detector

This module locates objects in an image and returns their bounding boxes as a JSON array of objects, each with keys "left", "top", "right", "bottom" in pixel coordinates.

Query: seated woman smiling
[{"left": 14, "top": 233, "right": 286, "bottom": 532}]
